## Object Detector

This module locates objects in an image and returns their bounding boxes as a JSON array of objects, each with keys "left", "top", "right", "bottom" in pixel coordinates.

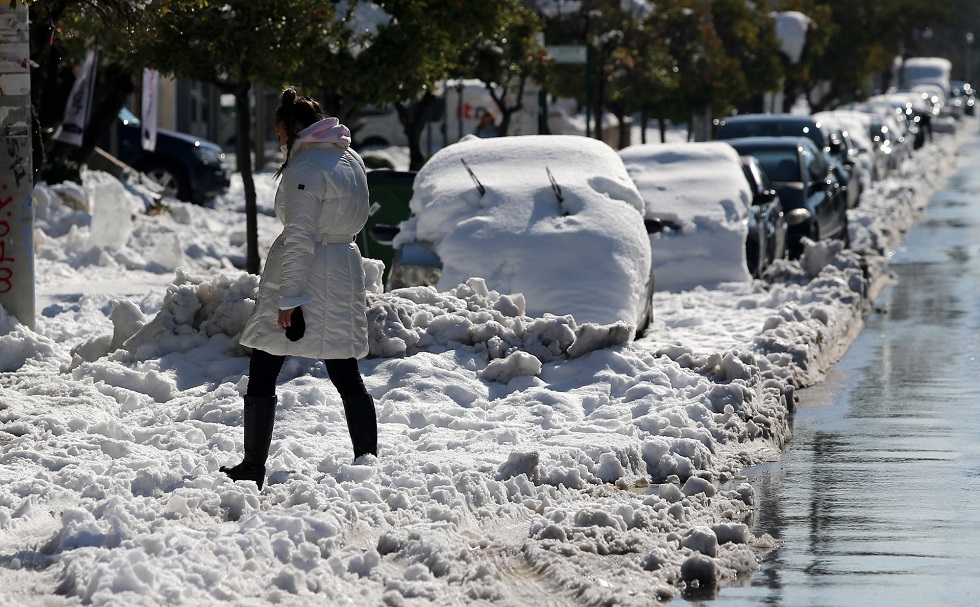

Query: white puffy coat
[{"left": 239, "top": 118, "right": 370, "bottom": 360}]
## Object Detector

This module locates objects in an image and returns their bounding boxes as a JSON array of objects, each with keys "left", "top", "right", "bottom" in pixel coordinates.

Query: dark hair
[{"left": 274, "top": 86, "right": 327, "bottom": 179}]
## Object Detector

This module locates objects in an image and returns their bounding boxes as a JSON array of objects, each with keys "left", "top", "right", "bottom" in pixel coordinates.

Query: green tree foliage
[
  {"left": 603, "top": 4, "right": 678, "bottom": 145},
  {"left": 455, "top": 0, "right": 549, "bottom": 138},
  {"left": 542, "top": 0, "right": 760, "bottom": 144},
  {"left": 620, "top": 31, "right": 679, "bottom": 144},
  {"left": 645, "top": 0, "right": 739, "bottom": 135},
  {"left": 290, "top": 3, "right": 391, "bottom": 124},
  {"left": 24, "top": 1, "right": 144, "bottom": 171},
  {"left": 338, "top": 0, "right": 497, "bottom": 171},
  {"left": 918, "top": 0, "right": 980, "bottom": 83},
  {"left": 708, "top": 0, "right": 784, "bottom": 112},
  {"left": 132, "top": 0, "right": 346, "bottom": 273},
  {"left": 540, "top": 0, "right": 632, "bottom": 144},
  {"left": 776, "top": 0, "right": 956, "bottom": 111}
]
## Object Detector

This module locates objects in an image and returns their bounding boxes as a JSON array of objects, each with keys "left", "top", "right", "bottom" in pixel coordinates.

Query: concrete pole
[{"left": 0, "top": 4, "right": 36, "bottom": 330}]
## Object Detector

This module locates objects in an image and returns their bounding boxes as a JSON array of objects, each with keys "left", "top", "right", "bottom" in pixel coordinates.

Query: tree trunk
[
  {"left": 398, "top": 93, "right": 436, "bottom": 172},
  {"left": 78, "top": 63, "right": 134, "bottom": 162},
  {"left": 46, "top": 61, "right": 135, "bottom": 170},
  {"left": 486, "top": 75, "right": 527, "bottom": 138},
  {"left": 615, "top": 109, "right": 629, "bottom": 150},
  {"left": 27, "top": 1, "right": 70, "bottom": 111},
  {"left": 593, "top": 78, "right": 605, "bottom": 143},
  {"left": 236, "top": 79, "right": 261, "bottom": 274}
]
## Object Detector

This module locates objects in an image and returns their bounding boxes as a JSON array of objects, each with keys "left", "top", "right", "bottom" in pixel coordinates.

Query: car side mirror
[
  {"left": 755, "top": 189, "right": 777, "bottom": 205},
  {"left": 644, "top": 218, "right": 665, "bottom": 234},
  {"left": 370, "top": 223, "right": 401, "bottom": 245}
]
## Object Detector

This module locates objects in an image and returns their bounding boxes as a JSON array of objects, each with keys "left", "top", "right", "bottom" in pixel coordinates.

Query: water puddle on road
[{"left": 686, "top": 136, "right": 980, "bottom": 606}]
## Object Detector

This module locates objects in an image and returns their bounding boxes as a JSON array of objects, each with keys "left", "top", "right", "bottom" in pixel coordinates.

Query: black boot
[
  {"left": 342, "top": 393, "right": 378, "bottom": 460},
  {"left": 220, "top": 394, "right": 277, "bottom": 489}
]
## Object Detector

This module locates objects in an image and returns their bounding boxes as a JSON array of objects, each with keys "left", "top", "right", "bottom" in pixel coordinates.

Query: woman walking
[{"left": 221, "top": 87, "right": 377, "bottom": 490}]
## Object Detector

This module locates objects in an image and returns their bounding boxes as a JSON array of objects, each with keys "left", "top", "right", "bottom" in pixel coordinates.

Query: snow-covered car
[
  {"left": 371, "top": 134, "right": 659, "bottom": 337},
  {"left": 950, "top": 80, "right": 976, "bottom": 116},
  {"left": 618, "top": 141, "right": 754, "bottom": 292},
  {"left": 815, "top": 109, "right": 886, "bottom": 182},
  {"left": 866, "top": 92, "right": 932, "bottom": 149}
]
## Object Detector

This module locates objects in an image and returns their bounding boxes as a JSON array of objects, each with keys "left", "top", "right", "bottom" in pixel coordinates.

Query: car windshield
[
  {"left": 118, "top": 107, "right": 141, "bottom": 125},
  {"left": 742, "top": 150, "right": 800, "bottom": 182}
]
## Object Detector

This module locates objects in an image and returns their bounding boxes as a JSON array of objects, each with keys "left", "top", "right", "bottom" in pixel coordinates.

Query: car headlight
[
  {"left": 388, "top": 264, "right": 442, "bottom": 290},
  {"left": 193, "top": 145, "right": 226, "bottom": 166},
  {"left": 785, "top": 208, "right": 812, "bottom": 226}
]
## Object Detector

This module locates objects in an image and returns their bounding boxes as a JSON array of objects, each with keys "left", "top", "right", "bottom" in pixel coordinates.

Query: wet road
[{"left": 696, "top": 134, "right": 980, "bottom": 606}]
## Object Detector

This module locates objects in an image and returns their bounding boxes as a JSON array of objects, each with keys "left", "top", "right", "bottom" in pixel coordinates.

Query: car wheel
[
  {"left": 138, "top": 159, "right": 191, "bottom": 202},
  {"left": 793, "top": 224, "right": 818, "bottom": 259},
  {"left": 635, "top": 300, "right": 652, "bottom": 338},
  {"left": 635, "top": 270, "right": 655, "bottom": 338}
]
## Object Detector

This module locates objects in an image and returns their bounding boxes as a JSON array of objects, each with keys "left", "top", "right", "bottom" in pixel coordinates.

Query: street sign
[{"left": 546, "top": 45, "right": 588, "bottom": 64}]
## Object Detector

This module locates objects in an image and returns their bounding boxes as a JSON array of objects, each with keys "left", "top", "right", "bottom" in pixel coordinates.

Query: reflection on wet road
[{"left": 700, "top": 135, "right": 980, "bottom": 605}]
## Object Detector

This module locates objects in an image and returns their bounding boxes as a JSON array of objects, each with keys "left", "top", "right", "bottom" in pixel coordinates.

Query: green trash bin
[{"left": 360, "top": 170, "right": 417, "bottom": 283}]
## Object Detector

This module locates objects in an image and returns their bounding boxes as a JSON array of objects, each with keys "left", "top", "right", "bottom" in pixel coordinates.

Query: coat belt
[{"left": 317, "top": 234, "right": 356, "bottom": 244}]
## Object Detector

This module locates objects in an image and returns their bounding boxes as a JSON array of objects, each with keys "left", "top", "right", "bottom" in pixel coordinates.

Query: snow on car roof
[
  {"left": 618, "top": 141, "right": 751, "bottom": 224},
  {"left": 814, "top": 110, "right": 874, "bottom": 152}
]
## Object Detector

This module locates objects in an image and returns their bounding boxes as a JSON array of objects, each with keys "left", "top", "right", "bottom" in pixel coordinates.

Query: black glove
[{"left": 286, "top": 306, "right": 305, "bottom": 341}]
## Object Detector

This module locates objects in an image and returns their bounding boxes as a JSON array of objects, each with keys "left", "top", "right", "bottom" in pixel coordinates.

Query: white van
[
  {"left": 901, "top": 56, "right": 952, "bottom": 97},
  {"left": 351, "top": 79, "right": 539, "bottom": 155},
  {"left": 351, "top": 79, "right": 625, "bottom": 154}
]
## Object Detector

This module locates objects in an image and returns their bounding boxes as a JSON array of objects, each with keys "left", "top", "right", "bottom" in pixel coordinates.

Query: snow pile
[
  {"left": 772, "top": 11, "right": 812, "bottom": 64},
  {"left": 0, "top": 116, "right": 969, "bottom": 604}
]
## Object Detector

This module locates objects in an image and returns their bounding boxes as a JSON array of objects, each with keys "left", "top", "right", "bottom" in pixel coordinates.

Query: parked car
[
  {"left": 950, "top": 80, "right": 976, "bottom": 116},
  {"left": 813, "top": 110, "right": 881, "bottom": 185},
  {"left": 867, "top": 92, "right": 930, "bottom": 149},
  {"left": 619, "top": 141, "right": 755, "bottom": 292},
  {"left": 865, "top": 110, "right": 910, "bottom": 174},
  {"left": 908, "top": 84, "right": 948, "bottom": 118},
  {"left": 99, "top": 108, "right": 230, "bottom": 204},
  {"left": 722, "top": 136, "right": 849, "bottom": 258},
  {"left": 822, "top": 125, "right": 865, "bottom": 208},
  {"left": 370, "top": 134, "right": 661, "bottom": 337},
  {"left": 740, "top": 155, "right": 789, "bottom": 277},
  {"left": 714, "top": 113, "right": 859, "bottom": 212}
]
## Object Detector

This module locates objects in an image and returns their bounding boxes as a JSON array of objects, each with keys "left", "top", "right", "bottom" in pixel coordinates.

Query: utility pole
[{"left": 0, "top": 3, "right": 36, "bottom": 330}]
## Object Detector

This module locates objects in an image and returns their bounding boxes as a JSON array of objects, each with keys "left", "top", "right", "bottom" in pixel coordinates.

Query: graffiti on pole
[{"left": 0, "top": 3, "right": 36, "bottom": 330}]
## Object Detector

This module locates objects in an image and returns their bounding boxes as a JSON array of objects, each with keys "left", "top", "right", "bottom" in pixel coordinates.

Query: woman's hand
[{"left": 278, "top": 308, "right": 295, "bottom": 330}]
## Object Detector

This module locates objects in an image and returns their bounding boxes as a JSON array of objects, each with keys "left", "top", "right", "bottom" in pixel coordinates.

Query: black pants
[{"left": 246, "top": 348, "right": 367, "bottom": 400}]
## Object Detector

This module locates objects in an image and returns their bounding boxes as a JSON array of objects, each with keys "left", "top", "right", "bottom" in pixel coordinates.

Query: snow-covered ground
[{"left": 0, "top": 115, "right": 968, "bottom": 605}]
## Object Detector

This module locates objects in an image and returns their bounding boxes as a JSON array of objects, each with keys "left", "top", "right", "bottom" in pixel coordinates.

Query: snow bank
[{"left": 0, "top": 117, "right": 968, "bottom": 605}]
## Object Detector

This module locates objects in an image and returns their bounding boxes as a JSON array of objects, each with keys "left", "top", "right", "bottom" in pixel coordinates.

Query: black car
[
  {"left": 100, "top": 108, "right": 230, "bottom": 204},
  {"left": 740, "top": 155, "right": 788, "bottom": 277},
  {"left": 823, "top": 125, "right": 864, "bottom": 208},
  {"left": 715, "top": 113, "right": 859, "bottom": 213},
  {"left": 724, "top": 136, "right": 848, "bottom": 258},
  {"left": 950, "top": 80, "right": 976, "bottom": 116}
]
